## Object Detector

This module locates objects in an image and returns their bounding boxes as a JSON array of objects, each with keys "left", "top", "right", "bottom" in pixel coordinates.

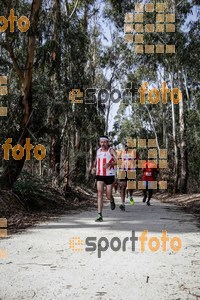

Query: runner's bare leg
[
  {"left": 106, "top": 183, "right": 114, "bottom": 201},
  {"left": 97, "top": 181, "right": 104, "bottom": 213},
  {"left": 120, "top": 181, "right": 126, "bottom": 204}
]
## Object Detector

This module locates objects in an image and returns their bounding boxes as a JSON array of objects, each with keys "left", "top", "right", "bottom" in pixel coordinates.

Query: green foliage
[
  {"left": 0, "top": 0, "right": 199, "bottom": 193},
  {"left": 13, "top": 170, "right": 46, "bottom": 196}
]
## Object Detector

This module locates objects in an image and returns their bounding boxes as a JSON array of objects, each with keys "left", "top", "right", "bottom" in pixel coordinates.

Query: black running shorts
[{"left": 96, "top": 175, "right": 115, "bottom": 185}]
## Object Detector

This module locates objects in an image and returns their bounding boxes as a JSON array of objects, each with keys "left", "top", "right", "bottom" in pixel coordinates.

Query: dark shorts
[{"left": 96, "top": 176, "right": 115, "bottom": 185}]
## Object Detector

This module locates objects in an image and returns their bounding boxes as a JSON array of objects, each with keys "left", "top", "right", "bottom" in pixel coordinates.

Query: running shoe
[
  {"left": 110, "top": 199, "right": 116, "bottom": 210},
  {"left": 143, "top": 197, "right": 147, "bottom": 203},
  {"left": 119, "top": 204, "right": 125, "bottom": 211},
  {"left": 129, "top": 197, "right": 135, "bottom": 205},
  {"left": 95, "top": 215, "right": 103, "bottom": 222},
  {"left": 147, "top": 201, "right": 150, "bottom": 206}
]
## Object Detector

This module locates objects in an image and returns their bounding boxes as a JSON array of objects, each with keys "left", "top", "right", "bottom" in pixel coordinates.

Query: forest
[
  {"left": 0, "top": 0, "right": 199, "bottom": 225},
  {"left": 0, "top": 1, "right": 200, "bottom": 299}
]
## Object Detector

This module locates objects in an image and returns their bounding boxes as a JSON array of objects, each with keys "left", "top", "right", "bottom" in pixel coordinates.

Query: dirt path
[{"left": 0, "top": 196, "right": 200, "bottom": 300}]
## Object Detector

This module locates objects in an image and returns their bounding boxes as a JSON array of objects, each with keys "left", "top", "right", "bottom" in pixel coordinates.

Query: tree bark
[
  {"left": 85, "top": 127, "right": 93, "bottom": 182},
  {"left": 145, "top": 105, "right": 160, "bottom": 151},
  {"left": 49, "top": 0, "right": 61, "bottom": 186},
  {"left": 178, "top": 69, "right": 188, "bottom": 193},
  {"left": 171, "top": 72, "right": 179, "bottom": 193},
  {"left": 0, "top": 0, "right": 41, "bottom": 188}
]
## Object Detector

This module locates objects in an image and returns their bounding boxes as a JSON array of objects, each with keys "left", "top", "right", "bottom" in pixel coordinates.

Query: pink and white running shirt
[{"left": 96, "top": 147, "right": 116, "bottom": 176}]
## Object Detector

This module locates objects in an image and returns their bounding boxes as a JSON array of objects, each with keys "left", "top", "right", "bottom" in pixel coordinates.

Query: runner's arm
[
  {"left": 91, "top": 157, "right": 97, "bottom": 174},
  {"left": 109, "top": 148, "right": 117, "bottom": 166},
  {"left": 103, "top": 149, "right": 117, "bottom": 169},
  {"left": 93, "top": 157, "right": 97, "bottom": 168}
]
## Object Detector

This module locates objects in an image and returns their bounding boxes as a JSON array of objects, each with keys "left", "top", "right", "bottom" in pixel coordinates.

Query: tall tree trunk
[
  {"left": 145, "top": 105, "right": 160, "bottom": 151},
  {"left": 38, "top": 160, "right": 42, "bottom": 176},
  {"left": 183, "top": 70, "right": 190, "bottom": 111},
  {"left": 70, "top": 1, "right": 89, "bottom": 184},
  {"left": 0, "top": 0, "right": 41, "bottom": 188},
  {"left": 162, "top": 67, "right": 167, "bottom": 147},
  {"left": 178, "top": 69, "right": 188, "bottom": 193},
  {"left": 49, "top": 0, "right": 61, "bottom": 186},
  {"left": 162, "top": 107, "right": 167, "bottom": 147},
  {"left": 171, "top": 73, "right": 179, "bottom": 193},
  {"left": 105, "top": 79, "right": 113, "bottom": 135},
  {"left": 85, "top": 127, "right": 93, "bottom": 182},
  {"left": 60, "top": 133, "right": 70, "bottom": 189},
  {"left": 85, "top": 9, "right": 98, "bottom": 182}
]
